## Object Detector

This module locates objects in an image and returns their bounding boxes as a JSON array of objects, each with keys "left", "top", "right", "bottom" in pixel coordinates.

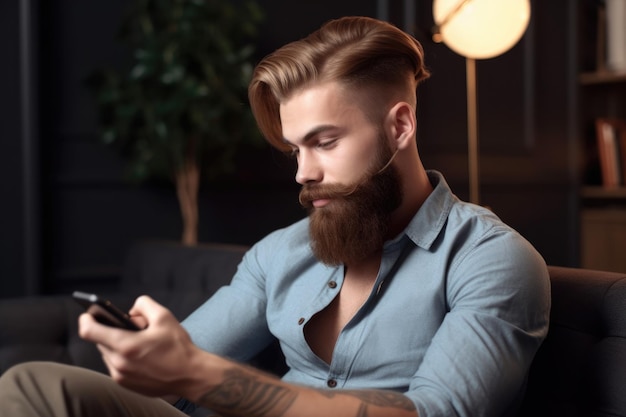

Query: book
[
  {"left": 616, "top": 121, "right": 626, "bottom": 186},
  {"left": 606, "top": 0, "right": 626, "bottom": 71},
  {"left": 595, "top": 118, "right": 626, "bottom": 187}
]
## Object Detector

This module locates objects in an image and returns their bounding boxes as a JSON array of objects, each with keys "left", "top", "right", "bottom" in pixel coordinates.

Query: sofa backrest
[
  {"left": 119, "top": 240, "right": 288, "bottom": 376},
  {"left": 518, "top": 266, "right": 626, "bottom": 416},
  {"left": 120, "top": 240, "right": 250, "bottom": 320}
]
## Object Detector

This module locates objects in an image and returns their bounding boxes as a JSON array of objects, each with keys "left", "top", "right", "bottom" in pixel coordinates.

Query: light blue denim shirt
[{"left": 182, "top": 171, "right": 551, "bottom": 417}]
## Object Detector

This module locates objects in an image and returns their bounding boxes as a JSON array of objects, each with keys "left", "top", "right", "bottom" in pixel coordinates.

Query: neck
[{"left": 387, "top": 157, "right": 432, "bottom": 239}]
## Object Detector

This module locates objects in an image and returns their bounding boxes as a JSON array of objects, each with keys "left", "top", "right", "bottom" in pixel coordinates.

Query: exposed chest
[{"left": 304, "top": 267, "right": 379, "bottom": 364}]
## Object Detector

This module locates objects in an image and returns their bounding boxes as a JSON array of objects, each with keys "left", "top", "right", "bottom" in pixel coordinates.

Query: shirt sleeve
[
  {"left": 406, "top": 226, "right": 551, "bottom": 417},
  {"left": 180, "top": 242, "right": 276, "bottom": 362}
]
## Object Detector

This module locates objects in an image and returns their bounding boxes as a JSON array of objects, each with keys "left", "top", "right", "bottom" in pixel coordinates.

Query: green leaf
[
  {"left": 87, "top": 0, "right": 266, "bottom": 184},
  {"left": 130, "top": 64, "right": 148, "bottom": 80},
  {"left": 102, "top": 129, "right": 117, "bottom": 145}
]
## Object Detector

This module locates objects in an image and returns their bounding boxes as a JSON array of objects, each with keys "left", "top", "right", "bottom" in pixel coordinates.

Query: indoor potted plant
[{"left": 88, "top": 0, "right": 264, "bottom": 246}]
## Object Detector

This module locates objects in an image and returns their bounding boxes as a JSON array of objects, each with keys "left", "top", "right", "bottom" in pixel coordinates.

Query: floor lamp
[{"left": 432, "top": 0, "right": 531, "bottom": 205}]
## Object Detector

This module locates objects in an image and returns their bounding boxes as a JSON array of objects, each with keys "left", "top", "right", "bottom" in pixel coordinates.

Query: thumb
[{"left": 129, "top": 295, "right": 176, "bottom": 326}]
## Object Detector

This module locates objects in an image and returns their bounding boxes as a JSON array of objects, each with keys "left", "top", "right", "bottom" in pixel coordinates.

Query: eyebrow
[{"left": 282, "top": 124, "right": 340, "bottom": 147}]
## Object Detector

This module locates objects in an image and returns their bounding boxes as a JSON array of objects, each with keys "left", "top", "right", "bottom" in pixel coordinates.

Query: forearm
[{"left": 188, "top": 357, "right": 418, "bottom": 417}]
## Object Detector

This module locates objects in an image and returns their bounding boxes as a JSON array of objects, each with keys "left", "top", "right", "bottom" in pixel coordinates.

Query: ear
[{"left": 386, "top": 102, "right": 416, "bottom": 150}]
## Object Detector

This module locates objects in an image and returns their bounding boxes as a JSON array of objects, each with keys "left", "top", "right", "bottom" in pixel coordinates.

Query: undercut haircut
[{"left": 248, "top": 16, "right": 430, "bottom": 151}]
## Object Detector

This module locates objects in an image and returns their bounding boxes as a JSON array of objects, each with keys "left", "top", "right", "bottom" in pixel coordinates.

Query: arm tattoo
[
  {"left": 319, "top": 389, "right": 416, "bottom": 411},
  {"left": 198, "top": 368, "right": 297, "bottom": 417},
  {"left": 198, "top": 367, "right": 414, "bottom": 417},
  {"left": 357, "top": 403, "right": 369, "bottom": 417}
]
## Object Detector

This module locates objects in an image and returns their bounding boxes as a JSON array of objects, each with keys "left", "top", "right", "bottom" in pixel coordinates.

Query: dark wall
[
  {"left": 35, "top": 0, "right": 380, "bottom": 295},
  {"left": 415, "top": 0, "right": 579, "bottom": 267},
  {"left": 1, "top": 0, "right": 41, "bottom": 298},
  {"left": 0, "top": 0, "right": 579, "bottom": 297},
  {"left": 0, "top": 0, "right": 24, "bottom": 298}
]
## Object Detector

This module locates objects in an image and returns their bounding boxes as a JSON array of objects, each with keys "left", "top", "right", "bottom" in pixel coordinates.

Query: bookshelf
[
  {"left": 578, "top": 3, "right": 626, "bottom": 273},
  {"left": 581, "top": 204, "right": 626, "bottom": 273},
  {"left": 578, "top": 70, "right": 626, "bottom": 273},
  {"left": 581, "top": 186, "right": 626, "bottom": 200},
  {"left": 579, "top": 70, "right": 626, "bottom": 85}
]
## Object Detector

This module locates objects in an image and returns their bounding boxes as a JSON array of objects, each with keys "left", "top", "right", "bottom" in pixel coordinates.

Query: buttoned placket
[
  {"left": 296, "top": 277, "right": 340, "bottom": 327},
  {"left": 293, "top": 236, "right": 410, "bottom": 389},
  {"left": 324, "top": 237, "right": 410, "bottom": 389}
]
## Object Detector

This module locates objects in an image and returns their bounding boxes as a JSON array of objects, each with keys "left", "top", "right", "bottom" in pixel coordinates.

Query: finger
[
  {"left": 129, "top": 295, "right": 176, "bottom": 326},
  {"left": 129, "top": 314, "right": 149, "bottom": 330},
  {"left": 97, "top": 341, "right": 139, "bottom": 378},
  {"left": 98, "top": 347, "right": 163, "bottom": 397},
  {"left": 98, "top": 344, "right": 122, "bottom": 378},
  {"left": 78, "top": 312, "right": 134, "bottom": 348},
  {"left": 128, "top": 295, "right": 156, "bottom": 315}
]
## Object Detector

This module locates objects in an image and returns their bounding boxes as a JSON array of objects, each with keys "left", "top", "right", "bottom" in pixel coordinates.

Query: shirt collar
[{"left": 401, "top": 170, "right": 457, "bottom": 251}]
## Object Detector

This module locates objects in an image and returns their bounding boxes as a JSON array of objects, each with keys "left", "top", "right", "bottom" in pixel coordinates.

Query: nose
[{"left": 295, "top": 149, "right": 322, "bottom": 185}]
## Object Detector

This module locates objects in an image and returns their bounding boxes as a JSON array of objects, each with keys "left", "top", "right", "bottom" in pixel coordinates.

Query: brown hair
[{"left": 248, "top": 16, "right": 430, "bottom": 151}]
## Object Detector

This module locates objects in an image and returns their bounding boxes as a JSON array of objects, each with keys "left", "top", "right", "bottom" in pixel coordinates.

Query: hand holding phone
[{"left": 72, "top": 291, "right": 142, "bottom": 331}]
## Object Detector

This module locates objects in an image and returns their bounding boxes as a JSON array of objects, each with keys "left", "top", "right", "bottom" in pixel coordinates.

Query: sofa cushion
[{"left": 0, "top": 296, "right": 107, "bottom": 374}]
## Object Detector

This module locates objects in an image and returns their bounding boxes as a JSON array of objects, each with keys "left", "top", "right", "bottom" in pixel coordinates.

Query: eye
[{"left": 317, "top": 139, "right": 338, "bottom": 150}]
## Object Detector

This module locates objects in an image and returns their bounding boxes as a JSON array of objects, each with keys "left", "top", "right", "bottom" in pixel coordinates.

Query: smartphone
[{"left": 72, "top": 291, "right": 141, "bottom": 331}]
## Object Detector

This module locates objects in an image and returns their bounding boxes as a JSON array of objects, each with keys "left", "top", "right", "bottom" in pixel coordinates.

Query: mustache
[
  {"left": 299, "top": 182, "right": 358, "bottom": 208},
  {"left": 298, "top": 148, "right": 399, "bottom": 209}
]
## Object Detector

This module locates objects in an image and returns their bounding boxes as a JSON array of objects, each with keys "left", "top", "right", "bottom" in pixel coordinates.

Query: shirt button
[
  {"left": 327, "top": 379, "right": 337, "bottom": 388},
  {"left": 328, "top": 281, "right": 337, "bottom": 289},
  {"left": 298, "top": 317, "right": 305, "bottom": 325}
]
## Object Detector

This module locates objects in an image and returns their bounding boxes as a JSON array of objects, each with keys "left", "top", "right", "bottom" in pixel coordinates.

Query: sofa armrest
[
  {"left": 519, "top": 266, "right": 626, "bottom": 416},
  {"left": 0, "top": 296, "right": 107, "bottom": 374}
]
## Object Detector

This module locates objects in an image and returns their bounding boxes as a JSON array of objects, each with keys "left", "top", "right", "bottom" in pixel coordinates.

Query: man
[{"left": 0, "top": 16, "right": 550, "bottom": 417}]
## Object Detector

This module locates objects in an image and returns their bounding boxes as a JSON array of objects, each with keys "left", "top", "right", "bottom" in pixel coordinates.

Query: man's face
[
  {"left": 280, "top": 82, "right": 403, "bottom": 265},
  {"left": 280, "top": 82, "right": 384, "bottom": 192}
]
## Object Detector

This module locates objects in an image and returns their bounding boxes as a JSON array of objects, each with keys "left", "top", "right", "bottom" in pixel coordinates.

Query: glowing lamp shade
[{"left": 433, "top": 0, "right": 531, "bottom": 59}]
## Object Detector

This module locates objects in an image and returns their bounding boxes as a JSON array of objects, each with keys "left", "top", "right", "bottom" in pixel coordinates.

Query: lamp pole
[
  {"left": 466, "top": 57, "right": 479, "bottom": 205},
  {"left": 432, "top": 0, "right": 531, "bottom": 206}
]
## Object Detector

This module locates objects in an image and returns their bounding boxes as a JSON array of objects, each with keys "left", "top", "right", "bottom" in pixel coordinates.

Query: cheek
[{"left": 328, "top": 146, "right": 378, "bottom": 184}]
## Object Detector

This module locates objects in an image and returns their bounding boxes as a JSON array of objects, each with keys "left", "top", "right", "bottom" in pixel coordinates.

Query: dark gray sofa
[
  {"left": 0, "top": 240, "right": 286, "bottom": 378},
  {"left": 1, "top": 241, "right": 625, "bottom": 416}
]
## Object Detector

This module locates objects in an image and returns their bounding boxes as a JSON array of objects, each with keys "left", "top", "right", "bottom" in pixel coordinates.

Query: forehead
[{"left": 279, "top": 82, "right": 371, "bottom": 143}]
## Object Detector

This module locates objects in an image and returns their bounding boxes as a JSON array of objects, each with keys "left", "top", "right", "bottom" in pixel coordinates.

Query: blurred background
[{"left": 2, "top": 0, "right": 624, "bottom": 298}]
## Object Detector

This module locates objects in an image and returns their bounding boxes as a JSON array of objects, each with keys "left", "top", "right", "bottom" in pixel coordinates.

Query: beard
[{"left": 299, "top": 138, "right": 403, "bottom": 266}]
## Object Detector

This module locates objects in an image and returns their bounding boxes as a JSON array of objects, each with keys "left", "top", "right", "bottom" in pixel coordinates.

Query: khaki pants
[{"left": 0, "top": 362, "right": 192, "bottom": 417}]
